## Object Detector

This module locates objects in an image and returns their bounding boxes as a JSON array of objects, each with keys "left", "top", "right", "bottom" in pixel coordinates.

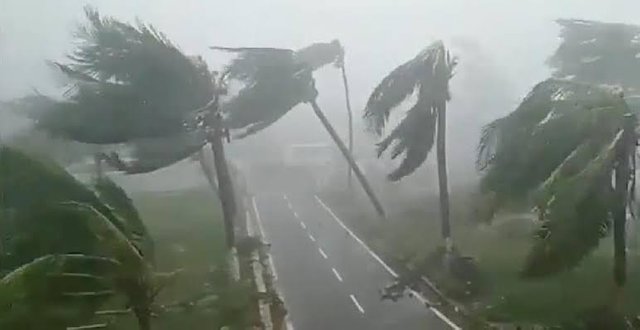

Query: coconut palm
[
  {"left": 213, "top": 40, "right": 386, "bottom": 217},
  {"left": 0, "top": 254, "right": 120, "bottom": 330},
  {"left": 0, "top": 145, "right": 160, "bottom": 329},
  {"left": 10, "top": 8, "right": 240, "bottom": 252},
  {"left": 477, "top": 79, "right": 637, "bottom": 293},
  {"left": 335, "top": 46, "right": 355, "bottom": 186},
  {"left": 549, "top": 19, "right": 640, "bottom": 93},
  {"left": 363, "top": 41, "right": 457, "bottom": 248}
]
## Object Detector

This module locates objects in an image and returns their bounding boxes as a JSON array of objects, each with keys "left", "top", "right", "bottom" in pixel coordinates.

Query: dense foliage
[
  {"left": 549, "top": 19, "right": 640, "bottom": 92},
  {"left": 0, "top": 146, "right": 156, "bottom": 329},
  {"left": 364, "top": 41, "right": 456, "bottom": 181},
  {"left": 7, "top": 7, "right": 214, "bottom": 174},
  {"left": 215, "top": 40, "right": 344, "bottom": 138},
  {"left": 477, "top": 79, "right": 636, "bottom": 277}
]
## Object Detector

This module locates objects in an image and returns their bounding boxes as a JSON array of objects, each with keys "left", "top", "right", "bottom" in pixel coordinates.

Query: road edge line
[
  {"left": 314, "top": 195, "right": 461, "bottom": 330},
  {"left": 251, "top": 196, "right": 295, "bottom": 330}
]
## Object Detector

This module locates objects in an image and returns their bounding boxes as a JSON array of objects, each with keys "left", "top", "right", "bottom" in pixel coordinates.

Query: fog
[{"left": 2, "top": 0, "right": 640, "bottom": 187}]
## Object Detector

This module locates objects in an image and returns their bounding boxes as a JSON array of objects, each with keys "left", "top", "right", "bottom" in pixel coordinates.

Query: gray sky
[{"left": 2, "top": 0, "right": 640, "bottom": 179}]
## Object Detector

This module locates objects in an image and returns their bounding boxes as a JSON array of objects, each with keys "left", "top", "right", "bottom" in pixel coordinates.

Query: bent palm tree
[
  {"left": 10, "top": 8, "right": 239, "bottom": 251},
  {"left": 0, "top": 254, "right": 119, "bottom": 330},
  {"left": 0, "top": 146, "right": 160, "bottom": 329},
  {"left": 334, "top": 45, "right": 355, "bottom": 186},
  {"left": 549, "top": 19, "right": 640, "bottom": 92},
  {"left": 364, "top": 41, "right": 457, "bottom": 248},
  {"left": 214, "top": 40, "right": 385, "bottom": 217},
  {"left": 477, "top": 79, "right": 637, "bottom": 294}
]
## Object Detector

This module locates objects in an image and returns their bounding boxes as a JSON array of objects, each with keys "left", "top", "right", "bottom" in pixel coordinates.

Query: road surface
[{"left": 251, "top": 192, "right": 456, "bottom": 330}]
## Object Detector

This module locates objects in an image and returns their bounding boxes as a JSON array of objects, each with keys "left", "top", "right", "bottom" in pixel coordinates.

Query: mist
[
  {"left": 3, "top": 0, "right": 640, "bottom": 156},
  {"left": 3, "top": 2, "right": 640, "bottom": 329}
]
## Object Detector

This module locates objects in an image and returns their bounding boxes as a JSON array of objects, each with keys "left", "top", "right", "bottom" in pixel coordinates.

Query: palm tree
[
  {"left": 334, "top": 45, "right": 355, "bottom": 187},
  {"left": 549, "top": 19, "right": 640, "bottom": 114},
  {"left": 477, "top": 79, "right": 637, "bottom": 296},
  {"left": 10, "top": 8, "right": 240, "bottom": 254},
  {"left": 0, "top": 145, "right": 159, "bottom": 329},
  {"left": 0, "top": 254, "right": 120, "bottom": 329},
  {"left": 213, "top": 40, "right": 386, "bottom": 217},
  {"left": 363, "top": 41, "right": 457, "bottom": 250},
  {"left": 549, "top": 19, "right": 640, "bottom": 93}
]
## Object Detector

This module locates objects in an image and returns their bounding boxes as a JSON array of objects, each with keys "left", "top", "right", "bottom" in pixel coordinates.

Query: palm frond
[
  {"left": 217, "top": 40, "right": 341, "bottom": 138},
  {"left": 522, "top": 132, "right": 622, "bottom": 277},
  {"left": 222, "top": 70, "right": 314, "bottom": 136},
  {"left": 476, "top": 119, "right": 502, "bottom": 170},
  {"left": 376, "top": 93, "right": 437, "bottom": 181},
  {"left": 62, "top": 202, "right": 145, "bottom": 273},
  {"left": 22, "top": 7, "right": 214, "bottom": 144},
  {"left": 0, "top": 254, "right": 119, "bottom": 329},
  {"left": 549, "top": 19, "right": 640, "bottom": 90},
  {"left": 364, "top": 41, "right": 456, "bottom": 135},
  {"left": 93, "top": 177, "right": 154, "bottom": 261},
  {"left": 293, "top": 40, "right": 343, "bottom": 71},
  {"left": 369, "top": 41, "right": 456, "bottom": 180},
  {"left": 478, "top": 79, "right": 629, "bottom": 202},
  {"left": 101, "top": 130, "right": 207, "bottom": 174},
  {"left": 213, "top": 46, "right": 296, "bottom": 83},
  {"left": 0, "top": 146, "right": 122, "bottom": 230}
]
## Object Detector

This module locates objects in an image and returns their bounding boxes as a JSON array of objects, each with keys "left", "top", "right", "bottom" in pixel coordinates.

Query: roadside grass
[
  {"left": 321, "top": 187, "right": 640, "bottom": 326},
  {"left": 112, "top": 187, "right": 248, "bottom": 329}
]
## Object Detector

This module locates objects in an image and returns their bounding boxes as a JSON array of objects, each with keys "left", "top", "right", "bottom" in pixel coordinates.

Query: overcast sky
[{"left": 2, "top": 0, "right": 640, "bottom": 179}]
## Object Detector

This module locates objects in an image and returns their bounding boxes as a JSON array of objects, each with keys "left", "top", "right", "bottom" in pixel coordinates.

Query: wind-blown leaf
[
  {"left": 363, "top": 52, "right": 426, "bottom": 135},
  {"left": 522, "top": 132, "right": 622, "bottom": 277},
  {"left": 217, "top": 40, "right": 342, "bottom": 138},
  {"left": 62, "top": 202, "right": 154, "bottom": 326},
  {"left": 0, "top": 254, "right": 119, "bottom": 330},
  {"left": 377, "top": 91, "right": 437, "bottom": 181},
  {"left": 549, "top": 19, "right": 640, "bottom": 91},
  {"left": 478, "top": 79, "right": 629, "bottom": 203},
  {"left": 0, "top": 146, "right": 123, "bottom": 231},
  {"left": 101, "top": 130, "right": 207, "bottom": 174},
  {"left": 16, "top": 7, "right": 214, "bottom": 144},
  {"left": 366, "top": 41, "right": 456, "bottom": 180},
  {"left": 93, "top": 177, "right": 154, "bottom": 261},
  {"left": 477, "top": 78, "right": 637, "bottom": 277}
]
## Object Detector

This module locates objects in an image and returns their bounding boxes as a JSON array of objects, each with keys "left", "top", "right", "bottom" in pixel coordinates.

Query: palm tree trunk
[
  {"left": 308, "top": 100, "right": 386, "bottom": 218},
  {"left": 436, "top": 103, "right": 452, "bottom": 252},
  {"left": 197, "top": 146, "right": 218, "bottom": 193},
  {"left": 340, "top": 63, "right": 354, "bottom": 189},
  {"left": 94, "top": 153, "right": 104, "bottom": 179},
  {"left": 208, "top": 114, "right": 237, "bottom": 249},
  {"left": 208, "top": 114, "right": 241, "bottom": 281},
  {"left": 134, "top": 307, "right": 151, "bottom": 330},
  {"left": 613, "top": 117, "right": 634, "bottom": 293}
]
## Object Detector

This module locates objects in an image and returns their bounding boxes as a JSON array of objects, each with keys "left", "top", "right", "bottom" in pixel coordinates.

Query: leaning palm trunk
[
  {"left": 339, "top": 63, "right": 354, "bottom": 188},
  {"left": 206, "top": 86, "right": 241, "bottom": 280},
  {"left": 197, "top": 146, "right": 218, "bottom": 193},
  {"left": 436, "top": 103, "right": 452, "bottom": 251},
  {"left": 613, "top": 116, "right": 635, "bottom": 302},
  {"left": 308, "top": 100, "right": 385, "bottom": 218}
]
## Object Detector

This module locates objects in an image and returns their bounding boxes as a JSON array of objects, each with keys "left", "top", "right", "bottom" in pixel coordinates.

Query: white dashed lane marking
[
  {"left": 349, "top": 294, "right": 365, "bottom": 314},
  {"left": 318, "top": 247, "right": 328, "bottom": 259},
  {"left": 314, "top": 195, "right": 461, "bottom": 330},
  {"left": 332, "top": 268, "right": 343, "bottom": 282}
]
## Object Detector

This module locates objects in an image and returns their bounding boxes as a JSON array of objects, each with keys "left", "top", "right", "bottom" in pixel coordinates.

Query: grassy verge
[
  {"left": 113, "top": 187, "right": 252, "bottom": 329},
  {"left": 321, "top": 187, "right": 640, "bottom": 326}
]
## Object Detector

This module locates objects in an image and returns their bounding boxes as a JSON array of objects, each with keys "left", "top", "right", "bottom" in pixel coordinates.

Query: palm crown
[
  {"left": 364, "top": 41, "right": 456, "bottom": 181},
  {"left": 477, "top": 78, "right": 637, "bottom": 277}
]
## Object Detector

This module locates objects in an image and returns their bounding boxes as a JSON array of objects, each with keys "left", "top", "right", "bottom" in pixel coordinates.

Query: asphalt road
[{"left": 251, "top": 192, "right": 456, "bottom": 330}]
